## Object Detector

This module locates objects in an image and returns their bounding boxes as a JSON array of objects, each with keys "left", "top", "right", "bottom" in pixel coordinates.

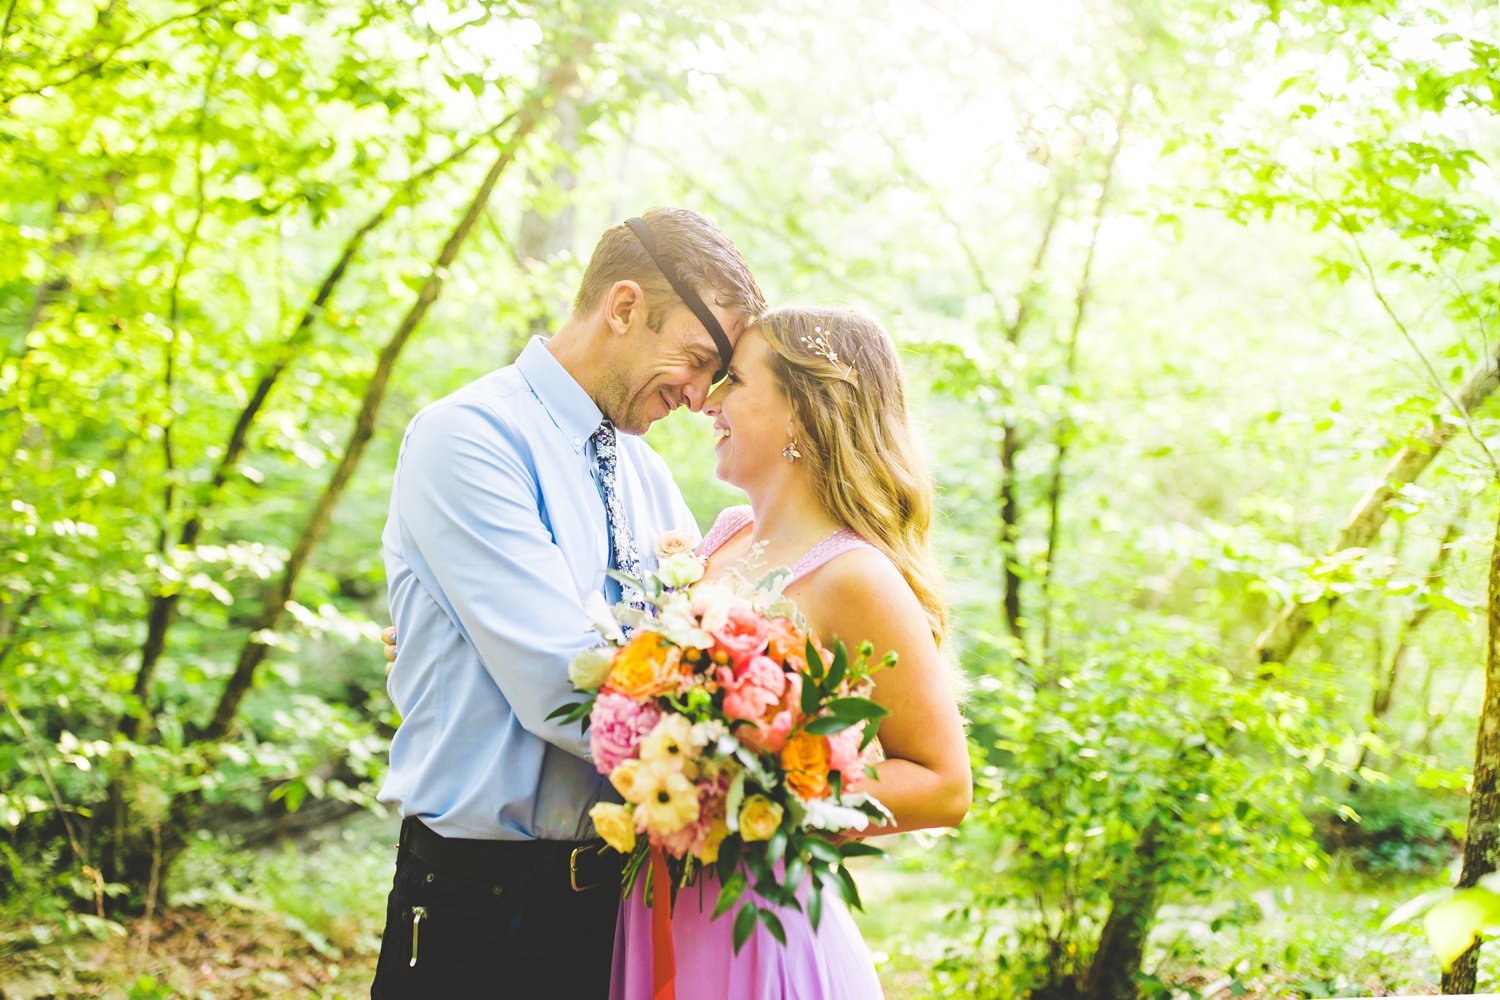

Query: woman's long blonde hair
[{"left": 756, "top": 306, "right": 950, "bottom": 647}]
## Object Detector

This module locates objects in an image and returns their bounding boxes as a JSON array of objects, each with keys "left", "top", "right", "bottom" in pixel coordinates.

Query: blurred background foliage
[{"left": 2, "top": 0, "right": 1499, "bottom": 996}]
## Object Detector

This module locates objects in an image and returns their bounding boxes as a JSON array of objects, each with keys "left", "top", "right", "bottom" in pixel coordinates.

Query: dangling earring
[{"left": 782, "top": 439, "right": 801, "bottom": 463}]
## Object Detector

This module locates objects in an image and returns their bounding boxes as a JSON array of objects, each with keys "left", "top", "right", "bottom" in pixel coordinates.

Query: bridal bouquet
[{"left": 548, "top": 531, "right": 893, "bottom": 951}]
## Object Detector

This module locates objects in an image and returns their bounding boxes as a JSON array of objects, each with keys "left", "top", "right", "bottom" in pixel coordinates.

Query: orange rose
[
  {"left": 606, "top": 632, "right": 688, "bottom": 700},
  {"left": 766, "top": 618, "right": 807, "bottom": 663},
  {"left": 780, "top": 732, "right": 831, "bottom": 799},
  {"left": 656, "top": 530, "right": 696, "bottom": 558}
]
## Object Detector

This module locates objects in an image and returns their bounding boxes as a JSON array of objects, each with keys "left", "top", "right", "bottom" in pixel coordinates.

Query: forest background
[{"left": 3, "top": 0, "right": 1500, "bottom": 997}]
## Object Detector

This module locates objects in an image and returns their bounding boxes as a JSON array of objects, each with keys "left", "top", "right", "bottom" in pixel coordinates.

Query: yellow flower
[
  {"left": 639, "top": 714, "right": 695, "bottom": 771},
  {"left": 607, "top": 632, "right": 688, "bottom": 700},
  {"left": 738, "top": 794, "right": 783, "bottom": 842},
  {"left": 780, "top": 732, "right": 832, "bottom": 800},
  {"left": 589, "top": 802, "right": 636, "bottom": 854},
  {"left": 633, "top": 761, "right": 701, "bottom": 835},
  {"left": 700, "top": 816, "right": 730, "bottom": 864},
  {"left": 611, "top": 758, "right": 645, "bottom": 803}
]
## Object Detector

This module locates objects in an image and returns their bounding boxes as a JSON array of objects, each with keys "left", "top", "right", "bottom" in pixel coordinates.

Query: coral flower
[
  {"left": 606, "top": 631, "right": 689, "bottom": 700},
  {"left": 826, "top": 723, "right": 867, "bottom": 790},
  {"left": 718, "top": 655, "right": 786, "bottom": 723},
  {"left": 765, "top": 617, "right": 807, "bottom": 663},
  {"left": 710, "top": 604, "right": 770, "bottom": 668},
  {"left": 781, "top": 731, "right": 832, "bottom": 800}
]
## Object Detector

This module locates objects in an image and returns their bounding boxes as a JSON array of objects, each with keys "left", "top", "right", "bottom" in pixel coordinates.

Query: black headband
[{"left": 624, "top": 216, "right": 733, "bottom": 383}]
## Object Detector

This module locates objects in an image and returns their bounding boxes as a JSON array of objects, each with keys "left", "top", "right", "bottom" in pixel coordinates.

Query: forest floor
[{"left": 0, "top": 813, "right": 1488, "bottom": 999}]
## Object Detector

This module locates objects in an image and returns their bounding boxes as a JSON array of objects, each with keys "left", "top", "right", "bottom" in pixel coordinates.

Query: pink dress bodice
[{"left": 697, "top": 505, "right": 880, "bottom": 585}]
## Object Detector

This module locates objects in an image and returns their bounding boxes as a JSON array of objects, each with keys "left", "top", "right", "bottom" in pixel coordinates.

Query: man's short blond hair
[{"left": 572, "top": 207, "right": 765, "bottom": 328}]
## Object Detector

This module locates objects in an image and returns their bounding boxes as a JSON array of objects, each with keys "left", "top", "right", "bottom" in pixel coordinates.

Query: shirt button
[{"left": 573, "top": 437, "right": 582, "bottom": 447}]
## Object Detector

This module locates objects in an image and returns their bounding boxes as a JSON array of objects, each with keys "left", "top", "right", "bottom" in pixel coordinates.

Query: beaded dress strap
[
  {"left": 785, "top": 529, "right": 881, "bottom": 585},
  {"left": 697, "top": 505, "right": 754, "bottom": 558}
]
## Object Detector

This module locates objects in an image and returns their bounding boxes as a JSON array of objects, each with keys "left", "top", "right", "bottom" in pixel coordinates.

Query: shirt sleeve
[{"left": 394, "top": 400, "right": 596, "bottom": 759}]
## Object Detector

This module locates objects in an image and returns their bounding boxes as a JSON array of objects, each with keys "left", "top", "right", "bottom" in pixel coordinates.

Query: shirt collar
[{"left": 515, "top": 336, "right": 604, "bottom": 453}]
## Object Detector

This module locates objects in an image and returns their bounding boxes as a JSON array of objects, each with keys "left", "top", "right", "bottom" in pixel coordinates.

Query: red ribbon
[{"left": 649, "top": 845, "right": 676, "bottom": 1000}]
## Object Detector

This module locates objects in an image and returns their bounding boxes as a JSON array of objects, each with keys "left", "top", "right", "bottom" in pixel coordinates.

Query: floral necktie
[{"left": 591, "top": 420, "right": 646, "bottom": 612}]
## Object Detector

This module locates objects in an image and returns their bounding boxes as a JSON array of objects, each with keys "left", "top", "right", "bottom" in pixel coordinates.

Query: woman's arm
[{"left": 794, "top": 551, "right": 971, "bottom": 835}]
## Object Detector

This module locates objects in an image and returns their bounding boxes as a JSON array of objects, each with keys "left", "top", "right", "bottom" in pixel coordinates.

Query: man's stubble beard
[{"left": 597, "top": 367, "right": 653, "bottom": 436}]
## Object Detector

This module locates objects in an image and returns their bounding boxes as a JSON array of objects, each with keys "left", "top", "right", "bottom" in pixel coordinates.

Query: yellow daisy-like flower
[
  {"left": 632, "top": 761, "right": 701, "bottom": 836},
  {"left": 638, "top": 714, "right": 695, "bottom": 772}
]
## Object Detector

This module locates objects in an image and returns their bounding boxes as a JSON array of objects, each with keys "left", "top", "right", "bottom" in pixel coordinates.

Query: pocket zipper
[{"left": 409, "top": 905, "right": 428, "bottom": 968}]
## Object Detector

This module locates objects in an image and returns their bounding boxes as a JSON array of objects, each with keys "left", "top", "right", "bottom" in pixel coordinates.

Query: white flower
[
  {"left": 689, "top": 580, "right": 740, "bottom": 636},
  {"left": 658, "top": 592, "right": 713, "bottom": 650},
  {"left": 639, "top": 714, "right": 696, "bottom": 770},
  {"left": 584, "top": 591, "right": 624, "bottom": 644},
  {"left": 689, "top": 719, "right": 727, "bottom": 752},
  {"left": 657, "top": 553, "right": 706, "bottom": 589},
  {"left": 799, "top": 796, "right": 874, "bottom": 833},
  {"left": 568, "top": 646, "right": 614, "bottom": 690}
]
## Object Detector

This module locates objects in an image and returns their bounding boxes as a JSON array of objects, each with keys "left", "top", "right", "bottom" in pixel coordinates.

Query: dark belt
[{"left": 400, "top": 817, "right": 623, "bottom": 892}]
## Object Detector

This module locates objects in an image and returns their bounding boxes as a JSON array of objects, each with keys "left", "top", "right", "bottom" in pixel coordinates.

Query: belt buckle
[{"left": 570, "top": 845, "right": 602, "bottom": 892}]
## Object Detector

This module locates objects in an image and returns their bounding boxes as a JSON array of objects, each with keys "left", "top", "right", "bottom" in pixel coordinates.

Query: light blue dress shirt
[{"left": 378, "top": 337, "right": 700, "bottom": 841}]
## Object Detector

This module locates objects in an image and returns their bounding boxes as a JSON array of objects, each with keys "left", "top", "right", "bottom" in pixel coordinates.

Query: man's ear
[{"left": 604, "top": 280, "right": 645, "bottom": 337}]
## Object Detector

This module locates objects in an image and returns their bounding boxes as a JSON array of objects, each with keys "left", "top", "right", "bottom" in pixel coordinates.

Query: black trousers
[{"left": 371, "top": 822, "right": 621, "bottom": 1000}]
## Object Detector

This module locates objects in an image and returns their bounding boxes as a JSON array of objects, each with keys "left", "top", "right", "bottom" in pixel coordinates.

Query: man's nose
[{"left": 683, "top": 376, "right": 713, "bottom": 413}]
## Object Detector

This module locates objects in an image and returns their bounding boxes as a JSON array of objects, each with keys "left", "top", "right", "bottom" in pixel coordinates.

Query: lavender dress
[{"left": 610, "top": 507, "right": 887, "bottom": 1000}]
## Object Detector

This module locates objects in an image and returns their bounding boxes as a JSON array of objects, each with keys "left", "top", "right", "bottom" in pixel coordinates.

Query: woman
[
  {"left": 610, "top": 306, "right": 970, "bottom": 999},
  {"left": 384, "top": 306, "right": 970, "bottom": 997}
]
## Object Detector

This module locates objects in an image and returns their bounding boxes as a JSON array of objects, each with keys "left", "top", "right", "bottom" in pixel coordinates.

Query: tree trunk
[
  {"left": 1040, "top": 99, "right": 1128, "bottom": 666},
  {"left": 1085, "top": 817, "right": 1165, "bottom": 1000},
  {"left": 1440, "top": 495, "right": 1500, "bottom": 993},
  {"left": 517, "top": 94, "right": 580, "bottom": 342},
  {"left": 1351, "top": 506, "right": 1464, "bottom": 783},
  {"left": 199, "top": 83, "right": 560, "bottom": 744},
  {"left": 119, "top": 115, "right": 518, "bottom": 740},
  {"left": 1255, "top": 350, "right": 1500, "bottom": 668}
]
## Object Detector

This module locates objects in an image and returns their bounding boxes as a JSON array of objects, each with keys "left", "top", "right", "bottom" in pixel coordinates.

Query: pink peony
[
  {"left": 826, "top": 723, "right": 867, "bottom": 790},
  {"left": 711, "top": 604, "right": 769, "bottom": 668},
  {"left": 738, "top": 672, "right": 802, "bottom": 755},
  {"left": 718, "top": 655, "right": 786, "bottom": 722},
  {"left": 589, "top": 691, "right": 661, "bottom": 775}
]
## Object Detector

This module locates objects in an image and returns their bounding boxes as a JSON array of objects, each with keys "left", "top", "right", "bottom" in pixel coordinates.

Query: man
[{"left": 371, "top": 208, "right": 764, "bottom": 998}]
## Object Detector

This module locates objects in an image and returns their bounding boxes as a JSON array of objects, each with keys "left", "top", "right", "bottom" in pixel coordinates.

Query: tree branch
[
  {"left": 119, "top": 114, "right": 519, "bottom": 740},
  {"left": 1, "top": 0, "right": 231, "bottom": 104},
  {"left": 198, "top": 75, "right": 566, "bottom": 744},
  {"left": 1040, "top": 90, "right": 1132, "bottom": 667}
]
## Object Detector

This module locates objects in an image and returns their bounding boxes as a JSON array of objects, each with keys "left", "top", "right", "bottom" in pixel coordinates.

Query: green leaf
[
  {"left": 768, "top": 826, "right": 788, "bottom": 866},
  {"left": 827, "top": 697, "right": 890, "bottom": 724},
  {"left": 716, "top": 834, "right": 743, "bottom": 885},
  {"left": 807, "top": 881, "right": 823, "bottom": 931},
  {"left": 784, "top": 855, "right": 807, "bottom": 895},
  {"left": 1425, "top": 888, "right": 1500, "bottom": 970},
  {"left": 800, "top": 670, "right": 822, "bottom": 718},
  {"left": 732, "top": 904, "right": 758, "bottom": 953},
  {"left": 713, "top": 871, "right": 747, "bottom": 919},
  {"left": 758, "top": 907, "right": 787, "bottom": 945},
  {"left": 803, "top": 715, "right": 856, "bottom": 736},
  {"left": 838, "top": 841, "right": 883, "bottom": 859},
  {"left": 834, "top": 865, "right": 864, "bottom": 910},
  {"left": 805, "top": 638, "right": 824, "bottom": 682},
  {"left": 825, "top": 640, "right": 849, "bottom": 692}
]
